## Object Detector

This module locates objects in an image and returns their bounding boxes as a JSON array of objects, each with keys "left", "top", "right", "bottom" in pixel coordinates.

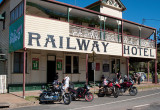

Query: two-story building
[{"left": 0, "top": 0, "right": 157, "bottom": 94}]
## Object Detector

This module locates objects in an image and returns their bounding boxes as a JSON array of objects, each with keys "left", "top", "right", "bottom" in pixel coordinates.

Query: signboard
[
  {"left": 32, "top": 58, "right": 39, "bottom": 70},
  {"left": 57, "top": 59, "right": 62, "bottom": 70},
  {"left": 9, "top": 16, "right": 24, "bottom": 53},
  {"left": 96, "top": 63, "right": 100, "bottom": 71}
]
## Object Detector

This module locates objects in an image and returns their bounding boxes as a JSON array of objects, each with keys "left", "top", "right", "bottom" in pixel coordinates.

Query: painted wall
[
  {"left": 0, "top": 1, "right": 10, "bottom": 76},
  {"left": 25, "top": 15, "right": 122, "bottom": 56},
  {"left": 9, "top": 49, "right": 126, "bottom": 84},
  {"left": 100, "top": 6, "right": 122, "bottom": 18}
]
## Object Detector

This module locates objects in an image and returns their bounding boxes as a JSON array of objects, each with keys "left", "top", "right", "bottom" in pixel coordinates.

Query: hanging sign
[
  {"left": 96, "top": 63, "right": 100, "bottom": 71},
  {"left": 57, "top": 59, "right": 62, "bottom": 70},
  {"left": 32, "top": 58, "right": 39, "bottom": 70}
]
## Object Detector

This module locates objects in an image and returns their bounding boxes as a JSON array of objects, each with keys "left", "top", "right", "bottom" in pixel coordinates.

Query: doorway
[
  {"left": 47, "top": 56, "right": 56, "bottom": 83},
  {"left": 88, "top": 62, "right": 94, "bottom": 82}
]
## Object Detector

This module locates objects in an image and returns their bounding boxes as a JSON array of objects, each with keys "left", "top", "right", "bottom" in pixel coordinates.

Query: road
[{"left": 11, "top": 88, "right": 160, "bottom": 110}]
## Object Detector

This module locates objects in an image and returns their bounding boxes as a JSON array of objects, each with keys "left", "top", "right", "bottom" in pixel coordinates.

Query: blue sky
[
  {"left": 0, "top": 0, "right": 159, "bottom": 32},
  {"left": 55, "top": 0, "right": 160, "bottom": 32}
]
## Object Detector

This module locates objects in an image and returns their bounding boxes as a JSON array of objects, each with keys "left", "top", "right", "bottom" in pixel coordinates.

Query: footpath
[{"left": 0, "top": 82, "right": 160, "bottom": 109}]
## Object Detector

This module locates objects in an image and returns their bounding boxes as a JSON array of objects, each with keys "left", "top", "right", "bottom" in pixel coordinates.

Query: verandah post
[
  {"left": 154, "top": 30, "right": 158, "bottom": 84},
  {"left": 23, "top": 49, "right": 26, "bottom": 99},
  {"left": 86, "top": 54, "right": 88, "bottom": 85},
  {"left": 147, "top": 61, "right": 150, "bottom": 82}
]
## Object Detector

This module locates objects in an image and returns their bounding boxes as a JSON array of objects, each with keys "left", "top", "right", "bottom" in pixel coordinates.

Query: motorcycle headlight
[{"left": 87, "top": 86, "right": 90, "bottom": 90}]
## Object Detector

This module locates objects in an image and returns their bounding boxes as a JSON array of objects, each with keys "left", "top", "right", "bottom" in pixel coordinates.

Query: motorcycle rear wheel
[
  {"left": 63, "top": 93, "right": 71, "bottom": 105},
  {"left": 98, "top": 89, "right": 105, "bottom": 97},
  {"left": 129, "top": 87, "right": 138, "bottom": 96},
  {"left": 85, "top": 93, "right": 94, "bottom": 102}
]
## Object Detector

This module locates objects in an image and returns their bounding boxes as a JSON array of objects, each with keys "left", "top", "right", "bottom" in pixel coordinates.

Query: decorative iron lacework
[
  {"left": 70, "top": 24, "right": 155, "bottom": 48},
  {"left": 70, "top": 25, "right": 120, "bottom": 43}
]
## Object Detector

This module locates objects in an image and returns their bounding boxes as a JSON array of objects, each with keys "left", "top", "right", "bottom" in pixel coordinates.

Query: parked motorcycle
[
  {"left": 39, "top": 82, "right": 71, "bottom": 105},
  {"left": 119, "top": 78, "right": 138, "bottom": 96},
  {"left": 98, "top": 79, "right": 120, "bottom": 98},
  {"left": 68, "top": 84, "right": 94, "bottom": 102}
]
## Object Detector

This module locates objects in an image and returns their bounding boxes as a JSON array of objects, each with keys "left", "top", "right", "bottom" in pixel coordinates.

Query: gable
[{"left": 102, "top": 0, "right": 126, "bottom": 11}]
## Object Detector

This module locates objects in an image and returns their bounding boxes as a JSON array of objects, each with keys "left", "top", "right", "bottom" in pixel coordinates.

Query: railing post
[
  {"left": 100, "top": 18, "right": 102, "bottom": 40},
  {"left": 117, "top": 20, "right": 120, "bottom": 43},
  {"left": 67, "top": 7, "right": 71, "bottom": 23},
  {"left": 121, "top": 21, "right": 124, "bottom": 57},
  {"left": 103, "top": 17, "right": 107, "bottom": 40}
]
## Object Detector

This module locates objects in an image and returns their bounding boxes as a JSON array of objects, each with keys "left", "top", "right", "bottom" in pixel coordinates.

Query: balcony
[
  {"left": 25, "top": 0, "right": 156, "bottom": 49},
  {"left": 69, "top": 24, "right": 155, "bottom": 49}
]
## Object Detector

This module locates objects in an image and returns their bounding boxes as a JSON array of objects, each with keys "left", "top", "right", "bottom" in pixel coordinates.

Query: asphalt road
[{"left": 11, "top": 88, "right": 160, "bottom": 110}]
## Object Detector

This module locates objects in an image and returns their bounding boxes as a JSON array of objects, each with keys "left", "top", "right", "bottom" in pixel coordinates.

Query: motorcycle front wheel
[
  {"left": 85, "top": 93, "right": 94, "bottom": 102},
  {"left": 39, "top": 94, "right": 46, "bottom": 104},
  {"left": 63, "top": 93, "right": 71, "bottom": 105},
  {"left": 129, "top": 87, "right": 138, "bottom": 96},
  {"left": 113, "top": 87, "right": 119, "bottom": 98}
]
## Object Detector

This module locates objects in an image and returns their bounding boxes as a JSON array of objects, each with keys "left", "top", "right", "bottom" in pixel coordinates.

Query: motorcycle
[
  {"left": 119, "top": 77, "right": 138, "bottom": 96},
  {"left": 98, "top": 79, "right": 120, "bottom": 98},
  {"left": 39, "top": 82, "right": 71, "bottom": 105},
  {"left": 68, "top": 84, "right": 94, "bottom": 102}
]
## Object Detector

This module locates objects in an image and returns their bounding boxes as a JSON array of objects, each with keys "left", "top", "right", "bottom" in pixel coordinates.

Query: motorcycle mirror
[{"left": 41, "top": 85, "right": 45, "bottom": 90}]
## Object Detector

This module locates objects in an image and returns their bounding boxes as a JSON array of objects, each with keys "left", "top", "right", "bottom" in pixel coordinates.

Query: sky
[
  {"left": 0, "top": 0, "right": 159, "bottom": 33},
  {"left": 53, "top": 0, "right": 160, "bottom": 33}
]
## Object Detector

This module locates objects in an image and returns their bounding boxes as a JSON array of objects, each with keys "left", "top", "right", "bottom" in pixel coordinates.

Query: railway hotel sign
[{"left": 27, "top": 32, "right": 155, "bottom": 58}]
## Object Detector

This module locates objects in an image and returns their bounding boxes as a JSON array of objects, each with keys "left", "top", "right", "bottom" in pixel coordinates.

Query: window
[
  {"left": 2, "top": 12, "right": 5, "bottom": 29},
  {"left": 89, "top": 24, "right": 95, "bottom": 28},
  {"left": 13, "top": 52, "right": 27, "bottom": 73},
  {"left": 73, "top": 56, "right": 79, "bottom": 73},
  {"left": 116, "top": 59, "right": 120, "bottom": 72},
  {"left": 66, "top": 56, "right": 71, "bottom": 73},
  {"left": 73, "top": 20, "right": 82, "bottom": 25},
  {"left": 49, "top": 15, "right": 60, "bottom": 20},
  {"left": 10, "top": 1, "right": 24, "bottom": 24},
  {"left": 65, "top": 56, "right": 79, "bottom": 74},
  {"left": 111, "top": 59, "right": 115, "bottom": 73}
]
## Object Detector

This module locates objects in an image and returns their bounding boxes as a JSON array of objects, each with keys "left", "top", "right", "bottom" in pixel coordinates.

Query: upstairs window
[
  {"left": 1, "top": 12, "right": 6, "bottom": 29},
  {"left": 73, "top": 20, "right": 82, "bottom": 25},
  {"left": 10, "top": 1, "right": 24, "bottom": 24}
]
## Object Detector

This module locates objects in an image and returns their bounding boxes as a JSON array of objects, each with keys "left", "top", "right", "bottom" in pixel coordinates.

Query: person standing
[
  {"left": 116, "top": 71, "right": 121, "bottom": 83},
  {"left": 64, "top": 75, "right": 70, "bottom": 91}
]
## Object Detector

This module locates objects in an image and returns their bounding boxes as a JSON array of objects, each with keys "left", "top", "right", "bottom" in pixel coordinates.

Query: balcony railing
[
  {"left": 123, "top": 35, "right": 139, "bottom": 46},
  {"left": 69, "top": 24, "right": 121, "bottom": 43},
  {"left": 69, "top": 24, "right": 155, "bottom": 48}
]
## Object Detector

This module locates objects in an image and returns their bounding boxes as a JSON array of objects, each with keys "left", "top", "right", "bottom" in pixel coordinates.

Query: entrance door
[
  {"left": 88, "top": 62, "right": 94, "bottom": 82},
  {"left": 47, "top": 56, "right": 56, "bottom": 83}
]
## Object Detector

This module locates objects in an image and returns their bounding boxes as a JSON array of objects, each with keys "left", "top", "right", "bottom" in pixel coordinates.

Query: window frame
[
  {"left": 13, "top": 52, "right": 27, "bottom": 74},
  {"left": 64, "top": 55, "right": 79, "bottom": 74},
  {"left": 111, "top": 58, "right": 121, "bottom": 74}
]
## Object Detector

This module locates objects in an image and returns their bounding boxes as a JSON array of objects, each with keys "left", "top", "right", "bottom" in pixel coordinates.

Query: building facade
[{"left": 0, "top": 0, "right": 157, "bottom": 93}]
